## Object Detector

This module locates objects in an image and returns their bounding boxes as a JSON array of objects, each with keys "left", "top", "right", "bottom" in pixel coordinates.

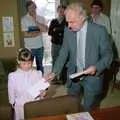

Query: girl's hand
[{"left": 40, "top": 89, "right": 46, "bottom": 97}]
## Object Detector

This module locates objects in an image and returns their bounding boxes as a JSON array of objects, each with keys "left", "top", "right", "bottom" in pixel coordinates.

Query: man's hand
[
  {"left": 36, "top": 22, "right": 48, "bottom": 32},
  {"left": 44, "top": 72, "right": 56, "bottom": 81},
  {"left": 30, "top": 31, "right": 41, "bottom": 37},
  {"left": 84, "top": 66, "right": 97, "bottom": 75}
]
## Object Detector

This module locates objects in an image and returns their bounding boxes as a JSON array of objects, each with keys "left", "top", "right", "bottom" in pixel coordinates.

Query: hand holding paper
[
  {"left": 83, "top": 66, "right": 97, "bottom": 75},
  {"left": 69, "top": 71, "right": 86, "bottom": 79},
  {"left": 27, "top": 78, "right": 50, "bottom": 99},
  {"left": 69, "top": 66, "right": 97, "bottom": 79}
]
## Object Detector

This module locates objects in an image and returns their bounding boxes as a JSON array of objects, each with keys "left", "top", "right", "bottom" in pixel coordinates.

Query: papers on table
[
  {"left": 27, "top": 78, "right": 50, "bottom": 99},
  {"left": 66, "top": 112, "right": 94, "bottom": 120},
  {"left": 69, "top": 71, "right": 85, "bottom": 79}
]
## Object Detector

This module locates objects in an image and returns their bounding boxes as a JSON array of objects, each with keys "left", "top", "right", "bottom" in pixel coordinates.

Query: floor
[{"left": 101, "top": 87, "right": 120, "bottom": 108}]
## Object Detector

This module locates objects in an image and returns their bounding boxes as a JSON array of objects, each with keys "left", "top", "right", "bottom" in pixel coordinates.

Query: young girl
[{"left": 8, "top": 48, "right": 47, "bottom": 120}]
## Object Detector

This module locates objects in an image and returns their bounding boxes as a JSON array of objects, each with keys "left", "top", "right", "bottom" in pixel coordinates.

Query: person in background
[
  {"left": 90, "top": 0, "right": 114, "bottom": 99},
  {"left": 48, "top": 5, "right": 67, "bottom": 84},
  {"left": 8, "top": 48, "right": 47, "bottom": 120},
  {"left": 90, "top": 0, "right": 111, "bottom": 35},
  {"left": 21, "top": 1, "right": 48, "bottom": 74},
  {"left": 46, "top": 2, "right": 113, "bottom": 111}
]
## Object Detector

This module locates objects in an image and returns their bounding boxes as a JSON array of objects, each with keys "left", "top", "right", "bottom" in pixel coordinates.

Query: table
[
  {"left": 91, "top": 106, "right": 120, "bottom": 120},
  {"left": 28, "top": 106, "right": 120, "bottom": 120}
]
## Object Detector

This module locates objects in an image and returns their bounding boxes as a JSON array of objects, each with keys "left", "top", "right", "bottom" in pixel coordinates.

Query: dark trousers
[
  {"left": 31, "top": 47, "right": 44, "bottom": 73},
  {"left": 67, "top": 76, "right": 103, "bottom": 111}
]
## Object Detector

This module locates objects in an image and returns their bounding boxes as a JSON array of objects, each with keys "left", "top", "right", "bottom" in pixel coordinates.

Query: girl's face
[{"left": 18, "top": 61, "right": 33, "bottom": 71}]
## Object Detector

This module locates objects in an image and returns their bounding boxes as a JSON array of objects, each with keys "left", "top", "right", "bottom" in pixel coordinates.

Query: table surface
[{"left": 28, "top": 106, "right": 120, "bottom": 120}]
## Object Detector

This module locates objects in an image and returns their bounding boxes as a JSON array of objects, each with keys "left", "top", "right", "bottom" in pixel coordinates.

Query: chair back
[{"left": 24, "top": 95, "right": 82, "bottom": 119}]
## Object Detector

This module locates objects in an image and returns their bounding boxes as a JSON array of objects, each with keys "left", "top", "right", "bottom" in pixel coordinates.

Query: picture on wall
[
  {"left": 2, "top": 16, "right": 15, "bottom": 47},
  {"left": 3, "top": 32, "right": 15, "bottom": 47}
]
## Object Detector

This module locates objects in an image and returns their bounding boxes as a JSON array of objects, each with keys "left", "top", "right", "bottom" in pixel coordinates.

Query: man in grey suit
[{"left": 46, "top": 2, "right": 113, "bottom": 111}]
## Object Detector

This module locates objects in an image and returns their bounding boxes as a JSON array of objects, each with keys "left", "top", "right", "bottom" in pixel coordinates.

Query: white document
[
  {"left": 66, "top": 112, "right": 94, "bottom": 120},
  {"left": 28, "top": 79, "right": 50, "bottom": 99},
  {"left": 69, "top": 71, "right": 85, "bottom": 79}
]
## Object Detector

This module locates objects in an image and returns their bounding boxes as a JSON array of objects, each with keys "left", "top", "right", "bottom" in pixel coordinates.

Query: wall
[
  {"left": 18, "top": 0, "right": 27, "bottom": 18},
  {"left": 0, "top": 0, "right": 21, "bottom": 58}
]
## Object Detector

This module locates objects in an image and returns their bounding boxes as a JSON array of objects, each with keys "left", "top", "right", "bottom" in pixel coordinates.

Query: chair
[{"left": 24, "top": 95, "right": 82, "bottom": 119}]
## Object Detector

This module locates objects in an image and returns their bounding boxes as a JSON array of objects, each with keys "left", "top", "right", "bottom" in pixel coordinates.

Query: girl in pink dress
[{"left": 8, "top": 48, "right": 47, "bottom": 120}]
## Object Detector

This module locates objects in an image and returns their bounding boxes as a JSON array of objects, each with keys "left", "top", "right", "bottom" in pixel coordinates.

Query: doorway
[{"left": 32, "top": 0, "right": 60, "bottom": 74}]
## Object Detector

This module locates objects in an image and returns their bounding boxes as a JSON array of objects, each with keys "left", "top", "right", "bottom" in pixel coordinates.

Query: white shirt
[
  {"left": 91, "top": 13, "right": 111, "bottom": 34},
  {"left": 21, "top": 13, "right": 47, "bottom": 49},
  {"left": 77, "top": 21, "right": 87, "bottom": 71}
]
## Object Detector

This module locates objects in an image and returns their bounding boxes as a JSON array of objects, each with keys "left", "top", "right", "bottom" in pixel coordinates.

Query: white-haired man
[{"left": 46, "top": 2, "right": 113, "bottom": 111}]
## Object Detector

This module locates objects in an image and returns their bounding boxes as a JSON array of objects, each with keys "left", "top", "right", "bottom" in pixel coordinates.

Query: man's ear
[{"left": 80, "top": 15, "right": 86, "bottom": 22}]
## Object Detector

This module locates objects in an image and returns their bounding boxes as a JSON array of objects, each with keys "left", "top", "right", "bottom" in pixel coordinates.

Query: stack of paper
[
  {"left": 27, "top": 79, "right": 50, "bottom": 99},
  {"left": 69, "top": 71, "right": 85, "bottom": 79},
  {"left": 66, "top": 112, "right": 94, "bottom": 120}
]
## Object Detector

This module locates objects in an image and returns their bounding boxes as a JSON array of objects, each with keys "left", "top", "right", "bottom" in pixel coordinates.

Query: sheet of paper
[
  {"left": 66, "top": 112, "right": 94, "bottom": 120},
  {"left": 69, "top": 71, "right": 85, "bottom": 79},
  {"left": 27, "top": 79, "right": 50, "bottom": 99}
]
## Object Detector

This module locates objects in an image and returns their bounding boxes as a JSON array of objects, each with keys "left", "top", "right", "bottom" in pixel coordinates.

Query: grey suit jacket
[{"left": 53, "top": 21, "right": 113, "bottom": 80}]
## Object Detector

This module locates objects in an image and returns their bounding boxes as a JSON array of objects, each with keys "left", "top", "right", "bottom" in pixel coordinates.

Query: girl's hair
[{"left": 17, "top": 48, "right": 33, "bottom": 62}]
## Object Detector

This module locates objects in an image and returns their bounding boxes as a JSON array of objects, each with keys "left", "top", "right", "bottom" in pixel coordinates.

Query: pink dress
[{"left": 8, "top": 68, "right": 44, "bottom": 120}]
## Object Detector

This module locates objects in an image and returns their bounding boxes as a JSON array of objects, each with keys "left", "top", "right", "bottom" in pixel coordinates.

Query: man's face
[
  {"left": 57, "top": 7, "right": 65, "bottom": 18},
  {"left": 66, "top": 10, "right": 85, "bottom": 31},
  {"left": 91, "top": 5, "right": 101, "bottom": 15},
  {"left": 28, "top": 3, "right": 36, "bottom": 16}
]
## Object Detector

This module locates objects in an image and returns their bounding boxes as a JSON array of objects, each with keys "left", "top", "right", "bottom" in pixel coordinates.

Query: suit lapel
[
  {"left": 68, "top": 29, "right": 77, "bottom": 66},
  {"left": 85, "top": 22, "right": 93, "bottom": 67}
]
